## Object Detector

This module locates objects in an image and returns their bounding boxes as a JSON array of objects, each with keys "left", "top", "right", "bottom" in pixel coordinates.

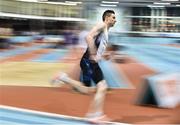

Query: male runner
[{"left": 51, "top": 10, "right": 116, "bottom": 123}]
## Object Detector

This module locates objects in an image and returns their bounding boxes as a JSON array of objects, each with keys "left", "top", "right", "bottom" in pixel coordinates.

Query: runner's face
[{"left": 108, "top": 14, "right": 116, "bottom": 27}]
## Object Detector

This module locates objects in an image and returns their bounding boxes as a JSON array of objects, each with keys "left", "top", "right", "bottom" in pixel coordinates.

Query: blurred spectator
[{"left": 0, "top": 27, "right": 13, "bottom": 49}]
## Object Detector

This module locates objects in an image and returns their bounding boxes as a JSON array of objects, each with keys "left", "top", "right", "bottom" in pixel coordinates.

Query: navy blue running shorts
[{"left": 80, "top": 58, "right": 104, "bottom": 86}]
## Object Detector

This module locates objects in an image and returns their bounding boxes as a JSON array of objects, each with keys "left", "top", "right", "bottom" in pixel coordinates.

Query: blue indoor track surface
[
  {"left": 99, "top": 60, "right": 130, "bottom": 88},
  {"left": 123, "top": 44, "right": 180, "bottom": 73},
  {"left": 29, "top": 49, "right": 68, "bottom": 62},
  {"left": 0, "top": 105, "right": 126, "bottom": 125},
  {"left": 9, "top": 36, "right": 33, "bottom": 43},
  {"left": 0, "top": 44, "right": 51, "bottom": 60}
]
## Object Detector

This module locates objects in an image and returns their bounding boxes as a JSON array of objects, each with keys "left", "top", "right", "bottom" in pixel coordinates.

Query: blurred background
[
  {"left": 0, "top": 0, "right": 180, "bottom": 36},
  {"left": 0, "top": 0, "right": 180, "bottom": 49}
]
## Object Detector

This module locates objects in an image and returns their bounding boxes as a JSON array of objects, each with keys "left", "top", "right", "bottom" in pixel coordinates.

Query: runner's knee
[{"left": 97, "top": 80, "right": 108, "bottom": 92}]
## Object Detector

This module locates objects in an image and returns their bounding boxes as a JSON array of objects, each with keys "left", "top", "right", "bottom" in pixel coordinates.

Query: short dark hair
[{"left": 102, "top": 10, "right": 115, "bottom": 21}]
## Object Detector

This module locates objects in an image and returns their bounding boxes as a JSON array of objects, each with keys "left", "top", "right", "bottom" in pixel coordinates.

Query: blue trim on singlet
[{"left": 94, "top": 32, "right": 102, "bottom": 48}]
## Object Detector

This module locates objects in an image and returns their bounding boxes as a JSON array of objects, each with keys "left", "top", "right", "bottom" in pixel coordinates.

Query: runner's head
[{"left": 102, "top": 10, "right": 116, "bottom": 27}]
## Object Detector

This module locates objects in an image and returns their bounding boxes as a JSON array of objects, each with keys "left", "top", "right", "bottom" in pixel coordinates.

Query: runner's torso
[{"left": 82, "top": 31, "right": 108, "bottom": 59}]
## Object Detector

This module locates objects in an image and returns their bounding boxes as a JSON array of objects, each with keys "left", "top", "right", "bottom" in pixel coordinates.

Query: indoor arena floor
[{"left": 0, "top": 39, "right": 180, "bottom": 124}]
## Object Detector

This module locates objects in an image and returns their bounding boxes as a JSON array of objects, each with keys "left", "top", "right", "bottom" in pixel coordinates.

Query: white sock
[
  {"left": 58, "top": 73, "right": 68, "bottom": 81},
  {"left": 86, "top": 111, "right": 104, "bottom": 118}
]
